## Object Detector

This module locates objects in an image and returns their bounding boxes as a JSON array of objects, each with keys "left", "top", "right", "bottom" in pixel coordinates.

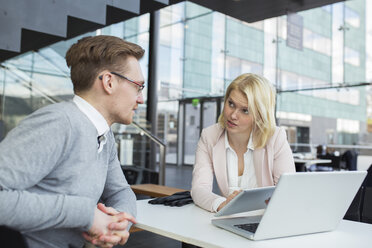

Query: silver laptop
[{"left": 212, "top": 171, "right": 367, "bottom": 240}]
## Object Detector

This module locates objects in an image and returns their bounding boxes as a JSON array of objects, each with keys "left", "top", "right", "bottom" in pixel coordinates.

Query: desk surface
[
  {"left": 135, "top": 199, "right": 372, "bottom": 248},
  {"left": 131, "top": 184, "right": 186, "bottom": 197}
]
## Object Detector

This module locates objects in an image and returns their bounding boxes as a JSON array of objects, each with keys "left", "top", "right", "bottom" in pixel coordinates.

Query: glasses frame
[{"left": 99, "top": 72, "right": 145, "bottom": 92}]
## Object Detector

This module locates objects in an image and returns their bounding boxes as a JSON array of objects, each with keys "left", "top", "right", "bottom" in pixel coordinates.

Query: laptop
[{"left": 211, "top": 171, "right": 367, "bottom": 240}]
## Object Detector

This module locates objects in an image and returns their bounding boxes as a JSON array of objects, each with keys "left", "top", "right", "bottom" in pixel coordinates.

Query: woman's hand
[{"left": 217, "top": 190, "right": 242, "bottom": 212}]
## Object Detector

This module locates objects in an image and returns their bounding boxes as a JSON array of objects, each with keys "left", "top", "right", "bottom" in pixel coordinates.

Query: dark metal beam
[
  {"left": 170, "top": 0, "right": 344, "bottom": 23},
  {"left": 147, "top": 10, "right": 161, "bottom": 171}
]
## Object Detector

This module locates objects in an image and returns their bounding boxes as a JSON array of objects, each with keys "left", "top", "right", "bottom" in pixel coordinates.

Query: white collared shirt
[
  {"left": 73, "top": 95, "right": 109, "bottom": 153},
  {"left": 212, "top": 131, "right": 257, "bottom": 212}
]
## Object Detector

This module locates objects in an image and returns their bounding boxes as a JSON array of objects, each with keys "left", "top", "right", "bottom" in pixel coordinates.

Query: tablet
[{"left": 214, "top": 186, "right": 276, "bottom": 217}]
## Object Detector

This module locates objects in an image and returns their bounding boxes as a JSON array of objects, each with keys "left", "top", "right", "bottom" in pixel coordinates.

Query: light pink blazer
[{"left": 191, "top": 123, "right": 295, "bottom": 212}]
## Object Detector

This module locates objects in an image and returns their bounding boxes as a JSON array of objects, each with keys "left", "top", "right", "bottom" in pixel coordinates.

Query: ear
[{"left": 99, "top": 72, "right": 115, "bottom": 95}]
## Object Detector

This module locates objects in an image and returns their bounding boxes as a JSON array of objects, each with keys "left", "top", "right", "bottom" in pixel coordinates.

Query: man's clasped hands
[{"left": 83, "top": 203, "right": 136, "bottom": 248}]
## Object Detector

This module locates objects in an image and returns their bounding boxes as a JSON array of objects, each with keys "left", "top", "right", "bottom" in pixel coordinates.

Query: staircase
[
  {"left": 0, "top": 0, "right": 169, "bottom": 62},
  {"left": 0, "top": 0, "right": 343, "bottom": 63}
]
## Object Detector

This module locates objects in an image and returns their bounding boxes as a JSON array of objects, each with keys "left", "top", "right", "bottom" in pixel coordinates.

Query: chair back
[
  {"left": 362, "top": 164, "right": 372, "bottom": 187},
  {"left": 344, "top": 165, "right": 372, "bottom": 224},
  {"left": 361, "top": 187, "right": 372, "bottom": 224},
  {"left": 344, "top": 187, "right": 363, "bottom": 222}
]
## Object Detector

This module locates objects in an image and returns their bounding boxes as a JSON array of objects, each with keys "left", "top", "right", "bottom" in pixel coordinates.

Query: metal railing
[
  {"left": 2, "top": 63, "right": 167, "bottom": 184},
  {"left": 131, "top": 121, "right": 167, "bottom": 185}
]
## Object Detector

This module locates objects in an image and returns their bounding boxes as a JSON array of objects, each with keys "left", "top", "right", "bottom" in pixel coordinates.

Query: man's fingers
[
  {"left": 97, "top": 231, "right": 130, "bottom": 247},
  {"left": 95, "top": 240, "right": 114, "bottom": 248},
  {"left": 100, "top": 244, "right": 114, "bottom": 248},
  {"left": 96, "top": 204, "right": 136, "bottom": 225},
  {"left": 99, "top": 233, "right": 121, "bottom": 244},
  {"left": 97, "top": 203, "right": 119, "bottom": 215},
  {"left": 91, "top": 234, "right": 121, "bottom": 248},
  {"left": 97, "top": 203, "right": 105, "bottom": 210},
  {"left": 82, "top": 232, "right": 95, "bottom": 242},
  {"left": 82, "top": 232, "right": 108, "bottom": 246},
  {"left": 114, "top": 231, "right": 130, "bottom": 245},
  {"left": 115, "top": 212, "right": 137, "bottom": 224},
  {"left": 119, "top": 234, "right": 130, "bottom": 245},
  {"left": 109, "top": 220, "right": 129, "bottom": 231}
]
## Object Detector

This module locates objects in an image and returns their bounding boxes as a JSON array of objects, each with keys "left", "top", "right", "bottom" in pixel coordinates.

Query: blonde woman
[{"left": 191, "top": 73, "right": 295, "bottom": 212}]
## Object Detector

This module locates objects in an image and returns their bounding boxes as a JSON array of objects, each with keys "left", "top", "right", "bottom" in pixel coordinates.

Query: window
[
  {"left": 303, "top": 29, "right": 331, "bottom": 56},
  {"left": 337, "top": 118, "right": 359, "bottom": 133},
  {"left": 344, "top": 47, "right": 360, "bottom": 66},
  {"left": 225, "top": 56, "right": 263, "bottom": 82},
  {"left": 345, "top": 7, "right": 360, "bottom": 28}
]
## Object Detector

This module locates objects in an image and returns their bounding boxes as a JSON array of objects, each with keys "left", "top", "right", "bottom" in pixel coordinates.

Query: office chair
[
  {"left": 344, "top": 187, "right": 363, "bottom": 222},
  {"left": 361, "top": 187, "right": 372, "bottom": 224},
  {"left": 361, "top": 165, "right": 372, "bottom": 224},
  {"left": 345, "top": 164, "right": 372, "bottom": 223},
  {"left": 342, "top": 150, "right": 358, "bottom": 171},
  {"left": 362, "top": 164, "right": 372, "bottom": 187}
]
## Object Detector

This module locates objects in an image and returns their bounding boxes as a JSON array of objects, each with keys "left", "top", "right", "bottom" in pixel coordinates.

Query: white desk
[
  {"left": 294, "top": 158, "right": 332, "bottom": 171},
  {"left": 135, "top": 199, "right": 372, "bottom": 248}
]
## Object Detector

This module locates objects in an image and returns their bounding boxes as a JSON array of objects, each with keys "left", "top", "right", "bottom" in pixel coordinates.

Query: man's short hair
[{"left": 65, "top": 35, "right": 144, "bottom": 93}]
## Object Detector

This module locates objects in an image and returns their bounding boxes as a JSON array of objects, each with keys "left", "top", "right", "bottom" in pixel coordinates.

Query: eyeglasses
[{"left": 99, "top": 72, "right": 145, "bottom": 93}]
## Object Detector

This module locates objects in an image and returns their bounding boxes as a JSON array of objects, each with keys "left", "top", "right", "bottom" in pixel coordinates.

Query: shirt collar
[
  {"left": 248, "top": 134, "right": 254, "bottom": 150},
  {"left": 225, "top": 131, "right": 255, "bottom": 151},
  {"left": 73, "top": 95, "right": 109, "bottom": 136}
]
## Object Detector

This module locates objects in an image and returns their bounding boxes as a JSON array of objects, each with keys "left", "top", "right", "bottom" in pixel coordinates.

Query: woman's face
[{"left": 223, "top": 89, "right": 254, "bottom": 136}]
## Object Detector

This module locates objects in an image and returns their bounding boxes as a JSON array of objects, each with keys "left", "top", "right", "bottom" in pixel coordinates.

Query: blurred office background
[{"left": 0, "top": 0, "right": 371, "bottom": 187}]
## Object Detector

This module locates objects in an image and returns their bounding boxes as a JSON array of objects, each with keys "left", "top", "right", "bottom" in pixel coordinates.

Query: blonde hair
[{"left": 218, "top": 73, "right": 276, "bottom": 149}]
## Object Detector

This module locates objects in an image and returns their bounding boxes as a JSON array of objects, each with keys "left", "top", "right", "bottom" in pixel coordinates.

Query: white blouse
[{"left": 212, "top": 131, "right": 257, "bottom": 212}]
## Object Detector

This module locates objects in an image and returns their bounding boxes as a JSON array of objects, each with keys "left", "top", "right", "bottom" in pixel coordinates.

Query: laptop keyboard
[{"left": 234, "top": 223, "right": 259, "bottom": 233}]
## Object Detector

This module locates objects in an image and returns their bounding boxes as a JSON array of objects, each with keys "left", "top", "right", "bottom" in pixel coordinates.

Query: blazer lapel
[
  {"left": 212, "top": 131, "right": 229, "bottom": 197},
  {"left": 253, "top": 147, "right": 266, "bottom": 187}
]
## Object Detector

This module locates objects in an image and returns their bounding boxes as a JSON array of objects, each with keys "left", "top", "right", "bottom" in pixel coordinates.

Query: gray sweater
[{"left": 0, "top": 101, "right": 136, "bottom": 248}]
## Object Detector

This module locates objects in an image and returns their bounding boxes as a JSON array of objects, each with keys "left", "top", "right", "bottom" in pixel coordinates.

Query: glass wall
[
  {"left": 1, "top": 0, "right": 371, "bottom": 167},
  {"left": 0, "top": 45, "right": 74, "bottom": 135},
  {"left": 155, "top": 0, "right": 371, "bottom": 165},
  {"left": 0, "top": 15, "right": 150, "bottom": 137}
]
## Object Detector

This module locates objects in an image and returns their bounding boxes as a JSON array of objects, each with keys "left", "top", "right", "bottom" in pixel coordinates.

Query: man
[{"left": 0, "top": 35, "right": 145, "bottom": 248}]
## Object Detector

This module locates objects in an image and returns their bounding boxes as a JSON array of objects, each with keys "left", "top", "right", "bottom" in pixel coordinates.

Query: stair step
[
  {"left": 0, "top": 0, "right": 170, "bottom": 61},
  {"left": 108, "top": 0, "right": 140, "bottom": 14},
  {"left": 21, "top": 0, "right": 68, "bottom": 37},
  {"left": 67, "top": 0, "right": 108, "bottom": 25}
]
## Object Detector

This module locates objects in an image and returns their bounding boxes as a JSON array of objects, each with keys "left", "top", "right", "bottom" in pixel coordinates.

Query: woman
[{"left": 191, "top": 73, "right": 295, "bottom": 212}]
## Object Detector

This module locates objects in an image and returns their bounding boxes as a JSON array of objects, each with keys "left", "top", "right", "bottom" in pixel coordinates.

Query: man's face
[{"left": 111, "top": 56, "right": 145, "bottom": 125}]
